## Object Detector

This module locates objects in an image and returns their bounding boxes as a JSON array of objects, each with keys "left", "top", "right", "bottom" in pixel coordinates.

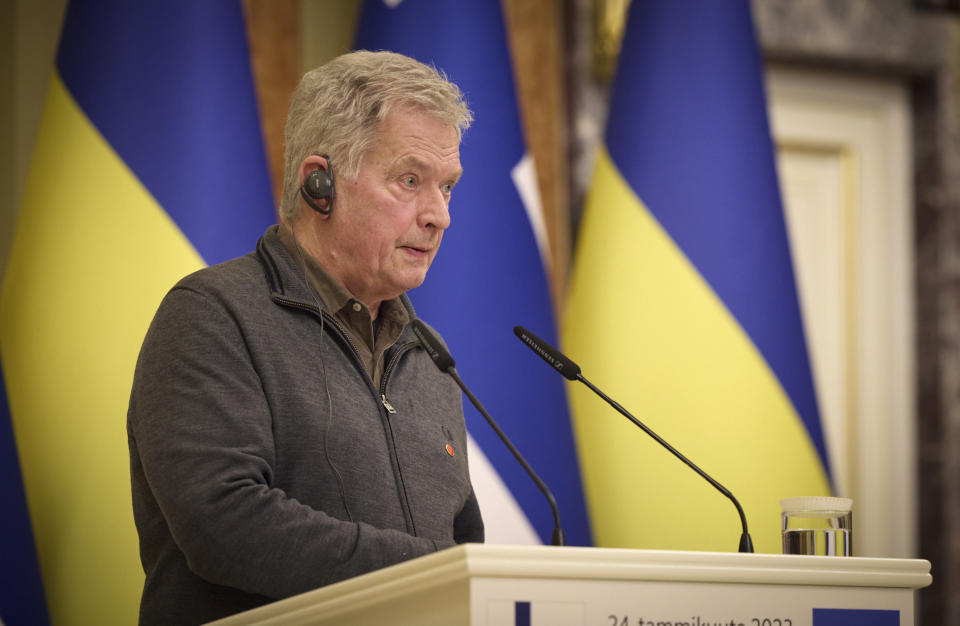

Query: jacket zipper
[
  {"left": 378, "top": 341, "right": 419, "bottom": 535},
  {"left": 380, "top": 341, "right": 417, "bottom": 413},
  {"left": 380, "top": 395, "right": 397, "bottom": 414},
  {"left": 273, "top": 294, "right": 421, "bottom": 535}
]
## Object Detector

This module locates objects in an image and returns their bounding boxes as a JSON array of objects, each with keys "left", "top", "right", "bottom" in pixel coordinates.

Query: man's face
[{"left": 324, "top": 106, "right": 462, "bottom": 308}]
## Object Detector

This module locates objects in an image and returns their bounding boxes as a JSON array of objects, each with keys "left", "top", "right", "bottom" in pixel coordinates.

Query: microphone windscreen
[
  {"left": 513, "top": 326, "right": 581, "bottom": 381},
  {"left": 411, "top": 319, "right": 456, "bottom": 372}
]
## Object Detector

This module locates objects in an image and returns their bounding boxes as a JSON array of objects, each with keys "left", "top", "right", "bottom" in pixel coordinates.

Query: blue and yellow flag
[
  {"left": 0, "top": 2, "right": 274, "bottom": 623},
  {"left": 564, "top": 0, "right": 831, "bottom": 553},
  {"left": 0, "top": 361, "right": 48, "bottom": 626},
  {"left": 356, "top": 0, "right": 592, "bottom": 547}
]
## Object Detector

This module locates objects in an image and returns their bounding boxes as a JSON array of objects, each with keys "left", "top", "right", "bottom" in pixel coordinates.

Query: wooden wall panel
[
  {"left": 242, "top": 0, "right": 301, "bottom": 214},
  {"left": 503, "top": 0, "right": 570, "bottom": 312}
]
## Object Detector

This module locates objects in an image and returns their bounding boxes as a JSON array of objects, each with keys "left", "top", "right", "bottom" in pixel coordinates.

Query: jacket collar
[{"left": 255, "top": 225, "right": 419, "bottom": 325}]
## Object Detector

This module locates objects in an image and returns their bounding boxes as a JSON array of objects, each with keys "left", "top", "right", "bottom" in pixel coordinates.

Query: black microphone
[
  {"left": 513, "top": 325, "right": 754, "bottom": 553},
  {"left": 411, "top": 319, "right": 565, "bottom": 546},
  {"left": 513, "top": 326, "right": 580, "bottom": 380}
]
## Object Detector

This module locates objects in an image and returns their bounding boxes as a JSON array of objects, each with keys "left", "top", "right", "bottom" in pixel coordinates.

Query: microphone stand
[
  {"left": 412, "top": 320, "right": 566, "bottom": 546},
  {"left": 514, "top": 325, "right": 753, "bottom": 553},
  {"left": 576, "top": 375, "right": 753, "bottom": 553},
  {"left": 448, "top": 366, "right": 566, "bottom": 547}
]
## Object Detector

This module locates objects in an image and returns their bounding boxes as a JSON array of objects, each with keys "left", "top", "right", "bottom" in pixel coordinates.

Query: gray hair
[{"left": 279, "top": 50, "right": 472, "bottom": 223}]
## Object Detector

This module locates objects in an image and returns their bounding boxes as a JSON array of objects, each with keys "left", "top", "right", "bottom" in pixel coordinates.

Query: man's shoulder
[
  {"left": 173, "top": 252, "right": 264, "bottom": 297},
  {"left": 172, "top": 226, "right": 287, "bottom": 296},
  {"left": 145, "top": 253, "right": 267, "bottom": 333}
]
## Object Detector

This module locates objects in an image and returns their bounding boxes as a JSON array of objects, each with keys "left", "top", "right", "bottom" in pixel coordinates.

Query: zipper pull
[{"left": 381, "top": 394, "right": 397, "bottom": 414}]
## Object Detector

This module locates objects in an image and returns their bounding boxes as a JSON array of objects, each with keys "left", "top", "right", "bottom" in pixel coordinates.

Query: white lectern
[{"left": 208, "top": 544, "right": 931, "bottom": 626}]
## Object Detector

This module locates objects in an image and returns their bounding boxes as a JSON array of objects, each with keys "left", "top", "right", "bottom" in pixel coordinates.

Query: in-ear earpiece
[{"left": 300, "top": 157, "right": 336, "bottom": 215}]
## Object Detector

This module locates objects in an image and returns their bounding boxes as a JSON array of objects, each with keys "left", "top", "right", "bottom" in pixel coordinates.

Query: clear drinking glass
[{"left": 781, "top": 496, "right": 853, "bottom": 556}]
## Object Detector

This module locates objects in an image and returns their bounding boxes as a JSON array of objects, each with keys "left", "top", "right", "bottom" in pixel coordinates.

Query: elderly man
[{"left": 127, "top": 50, "right": 483, "bottom": 625}]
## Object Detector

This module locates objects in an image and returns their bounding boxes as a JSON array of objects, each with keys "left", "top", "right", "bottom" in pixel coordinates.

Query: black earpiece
[{"left": 299, "top": 158, "right": 335, "bottom": 215}]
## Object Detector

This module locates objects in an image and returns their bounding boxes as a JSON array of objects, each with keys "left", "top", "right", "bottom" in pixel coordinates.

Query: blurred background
[{"left": 2, "top": 0, "right": 959, "bottom": 624}]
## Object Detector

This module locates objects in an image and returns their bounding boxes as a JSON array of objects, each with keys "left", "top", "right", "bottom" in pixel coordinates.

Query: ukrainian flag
[
  {"left": 356, "top": 0, "right": 593, "bottom": 547},
  {"left": 0, "top": 361, "right": 48, "bottom": 625},
  {"left": 0, "top": 2, "right": 274, "bottom": 623},
  {"left": 564, "top": 1, "right": 831, "bottom": 553}
]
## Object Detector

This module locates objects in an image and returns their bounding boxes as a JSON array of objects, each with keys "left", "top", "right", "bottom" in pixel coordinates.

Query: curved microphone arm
[{"left": 514, "top": 325, "right": 754, "bottom": 553}]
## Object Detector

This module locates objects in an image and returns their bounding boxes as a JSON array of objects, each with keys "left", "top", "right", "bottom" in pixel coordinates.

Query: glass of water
[{"left": 781, "top": 496, "right": 853, "bottom": 556}]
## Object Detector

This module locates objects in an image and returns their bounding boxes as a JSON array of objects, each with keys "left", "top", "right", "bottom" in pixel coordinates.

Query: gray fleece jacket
[{"left": 127, "top": 226, "right": 483, "bottom": 625}]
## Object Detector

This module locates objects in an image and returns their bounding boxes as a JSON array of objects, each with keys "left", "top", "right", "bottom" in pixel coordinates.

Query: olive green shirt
[{"left": 278, "top": 225, "right": 408, "bottom": 387}]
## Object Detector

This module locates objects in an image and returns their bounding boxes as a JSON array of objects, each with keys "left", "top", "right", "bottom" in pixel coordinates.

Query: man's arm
[{"left": 453, "top": 488, "right": 484, "bottom": 544}]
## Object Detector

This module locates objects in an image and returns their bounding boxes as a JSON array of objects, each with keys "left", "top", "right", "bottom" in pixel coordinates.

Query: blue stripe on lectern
[
  {"left": 515, "top": 601, "right": 531, "bottom": 626},
  {"left": 813, "top": 608, "right": 898, "bottom": 625}
]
